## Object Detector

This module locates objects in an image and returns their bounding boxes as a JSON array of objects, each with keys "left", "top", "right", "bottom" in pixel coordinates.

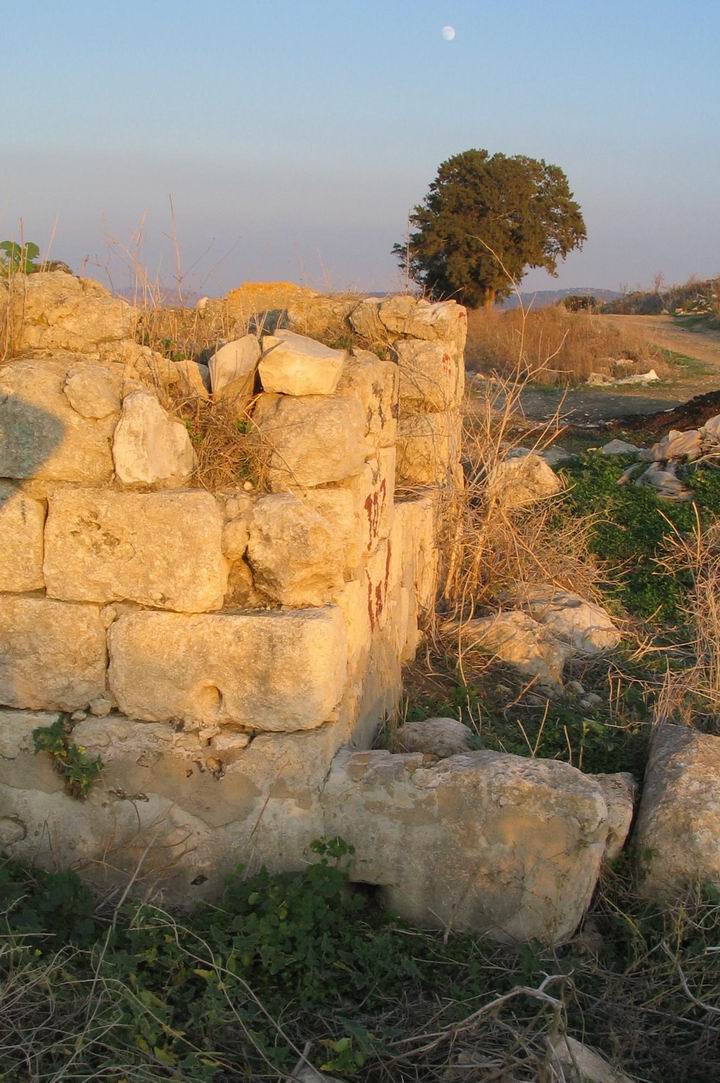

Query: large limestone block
[
  {"left": 322, "top": 749, "right": 614, "bottom": 943},
  {"left": 635, "top": 724, "right": 720, "bottom": 898},
  {"left": 209, "top": 335, "right": 261, "bottom": 410},
  {"left": 396, "top": 409, "right": 461, "bottom": 487},
  {"left": 0, "top": 357, "right": 119, "bottom": 482},
  {"left": 461, "top": 611, "right": 569, "bottom": 687},
  {"left": 246, "top": 493, "right": 345, "bottom": 605},
  {"left": 395, "top": 338, "right": 460, "bottom": 412},
  {"left": 112, "top": 390, "right": 196, "bottom": 486},
  {"left": 519, "top": 585, "right": 621, "bottom": 655},
  {"left": 378, "top": 296, "right": 467, "bottom": 351},
  {"left": 488, "top": 454, "right": 563, "bottom": 510},
  {"left": 0, "top": 482, "right": 46, "bottom": 591},
  {"left": 252, "top": 392, "right": 366, "bottom": 489},
  {"left": 0, "top": 596, "right": 106, "bottom": 711},
  {"left": 0, "top": 708, "right": 353, "bottom": 900},
  {"left": 7, "top": 272, "right": 134, "bottom": 354},
  {"left": 335, "top": 349, "right": 399, "bottom": 451},
  {"left": 259, "top": 330, "right": 346, "bottom": 396},
  {"left": 44, "top": 488, "right": 227, "bottom": 611},
  {"left": 108, "top": 607, "right": 348, "bottom": 730}
]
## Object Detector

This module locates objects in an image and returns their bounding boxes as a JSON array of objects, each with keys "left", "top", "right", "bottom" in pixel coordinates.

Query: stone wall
[{"left": 0, "top": 272, "right": 466, "bottom": 902}]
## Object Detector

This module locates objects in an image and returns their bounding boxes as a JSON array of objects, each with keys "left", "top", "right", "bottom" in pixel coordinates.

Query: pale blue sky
[{"left": 3, "top": 1, "right": 719, "bottom": 297}]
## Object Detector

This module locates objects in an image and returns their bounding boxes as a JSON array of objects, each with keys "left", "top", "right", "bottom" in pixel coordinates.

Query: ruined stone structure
[
  {"left": 0, "top": 273, "right": 636, "bottom": 943},
  {"left": 0, "top": 275, "right": 461, "bottom": 883}
]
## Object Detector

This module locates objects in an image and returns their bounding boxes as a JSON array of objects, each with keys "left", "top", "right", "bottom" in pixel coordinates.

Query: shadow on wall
[{"left": 0, "top": 395, "right": 65, "bottom": 508}]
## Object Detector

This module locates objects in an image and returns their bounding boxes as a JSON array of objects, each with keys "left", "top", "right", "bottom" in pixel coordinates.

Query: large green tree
[{"left": 394, "top": 149, "right": 586, "bottom": 308}]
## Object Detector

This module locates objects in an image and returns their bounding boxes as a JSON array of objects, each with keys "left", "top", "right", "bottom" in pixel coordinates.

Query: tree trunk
[{"left": 482, "top": 288, "right": 496, "bottom": 311}]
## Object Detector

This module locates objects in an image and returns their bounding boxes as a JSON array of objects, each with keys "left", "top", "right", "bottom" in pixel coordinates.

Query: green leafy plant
[
  {"left": 32, "top": 716, "right": 103, "bottom": 799},
  {"left": 0, "top": 240, "right": 41, "bottom": 275}
]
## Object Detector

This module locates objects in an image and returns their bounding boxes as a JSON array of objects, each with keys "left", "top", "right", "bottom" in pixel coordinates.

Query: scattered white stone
[
  {"left": 635, "top": 463, "right": 691, "bottom": 501},
  {"left": 614, "top": 368, "right": 660, "bottom": 385},
  {"left": 521, "top": 586, "right": 621, "bottom": 655},
  {"left": 395, "top": 717, "right": 473, "bottom": 758},
  {"left": 701, "top": 414, "right": 720, "bottom": 440},
  {"left": 462, "top": 611, "right": 569, "bottom": 687},
  {"left": 548, "top": 1033, "right": 637, "bottom": 1083},
  {"left": 487, "top": 453, "right": 563, "bottom": 510},
  {"left": 600, "top": 439, "right": 642, "bottom": 457},
  {"left": 649, "top": 428, "right": 701, "bottom": 462},
  {"left": 112, "top": 390, "right": 196, "bottom": 487},
  {"left": 582, "top": 692, "right": 605, "bottom": 709},
  {"left": 259, "top": 330, "right": 346, "bottom": 396}
]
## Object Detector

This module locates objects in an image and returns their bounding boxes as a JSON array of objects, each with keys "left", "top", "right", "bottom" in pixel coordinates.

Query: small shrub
[
  {"left": 32, "top": 715, "right": 103, "bottom": 799},
  {"left": 0, "top": 240, "right": 41, "bottom": 275}
]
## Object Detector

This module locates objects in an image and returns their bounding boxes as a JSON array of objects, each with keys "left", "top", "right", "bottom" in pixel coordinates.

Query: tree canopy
[{"left": 394, "top": 149, "right": 586, "bottom": 308}]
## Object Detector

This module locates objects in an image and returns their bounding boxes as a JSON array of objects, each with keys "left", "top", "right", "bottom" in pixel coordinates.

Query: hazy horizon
[{"left": 4, "top": 1, "right": 719, "bottom": 300}]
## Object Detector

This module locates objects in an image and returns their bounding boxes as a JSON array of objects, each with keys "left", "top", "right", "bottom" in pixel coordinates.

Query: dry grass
[
  {"left": 466, "top": 305, "right": 663, "bottom": 385},
  {"left": 441, "top": 359, "right": 599, "bottom": 620},
  {"left": 656, "top": 514, "right": 720, "bottom": 729}
]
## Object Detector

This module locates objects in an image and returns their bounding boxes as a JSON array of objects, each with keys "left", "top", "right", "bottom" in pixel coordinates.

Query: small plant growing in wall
[{"left": 32, "top": 715, "right": 103, "bottom": 799}]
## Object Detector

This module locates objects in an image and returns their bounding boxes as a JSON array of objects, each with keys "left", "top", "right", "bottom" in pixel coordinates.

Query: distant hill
[{"left": 502, "top": 287, "right": 622, "bottom": 310}]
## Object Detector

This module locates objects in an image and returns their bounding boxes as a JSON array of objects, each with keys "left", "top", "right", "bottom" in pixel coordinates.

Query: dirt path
[{"left": 602, "top": 314, "right": 720, "bottom": 368}]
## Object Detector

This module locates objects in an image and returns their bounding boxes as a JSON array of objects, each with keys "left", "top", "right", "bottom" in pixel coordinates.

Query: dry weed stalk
[{"left": 655, "top": 512, "right": 720, "bottom": 727}]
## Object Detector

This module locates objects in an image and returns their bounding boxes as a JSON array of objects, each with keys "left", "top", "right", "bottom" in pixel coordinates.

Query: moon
[{"left": 442, "top": 25, "right": 456, "bottom": 41}]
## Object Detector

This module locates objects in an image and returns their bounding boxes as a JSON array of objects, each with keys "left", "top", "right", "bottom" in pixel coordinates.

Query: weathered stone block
[
  {"left": 396, "top": 409, "right": 461, "bottom": 487},
  {"left": 346, "top": 448, "right": 396, "bottom": 557},
  {"left": 335, "top": 349, "right": 398, "bottom": 451},
  {"left": 635, "top": 724, "right": 720, "bottom": 898},
  {"left": 253, "top": 393, "right": 367, "bottom": 489},
  {"left": 395, "top": 338, "right": 462, "bottom": 413},
  {"left": 112, "top": 390, "right": 196, "bottom": 486},
  {"left": 7, "top": 272, "right": 134, "bottom": 354},
  {"left": 246, "top": 493, "right": 345, "bottom": 605},
  {"left": 108, "top": 607, "right": 348, "bottom": 730},
  {"left": 0, "top": 482, "right": 45, "bottom": 591},
  {"left": 63, "top": 363, "right": 123, "bottom": 417},
  {"left": 259, "top": 330, "right": 346, "bottom": 396},
  {"left": 378, "top": 296, "right": 467, "bottom": 349},
  {"left": 0, "top": 357, "right": 119, "bottom": 482},
  {"left": 300, "top": 486, "right": 364, "bottom": 577},
  {"left": 44, "top": 488, "right": 227, "bottom": 611},
  {"left": 0, "top": 597, "right": 106, "bottom": 711},
  {"left": 322, "top": 748, "right": 615, "bottom": 943},
  {"left": 209, "top": 335, "right": 260, "bottom": 410}
]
